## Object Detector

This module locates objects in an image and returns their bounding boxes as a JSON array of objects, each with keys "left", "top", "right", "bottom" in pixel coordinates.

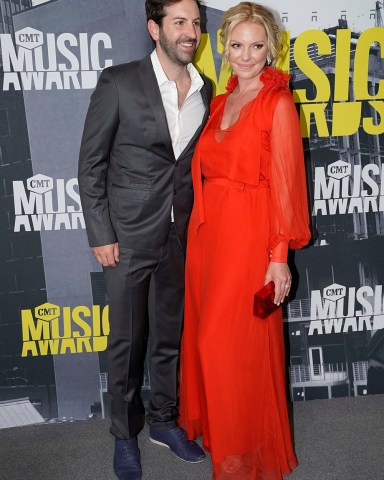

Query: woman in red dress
[{"left": 178, "top": 2, "right": 311, "bottom": 479}]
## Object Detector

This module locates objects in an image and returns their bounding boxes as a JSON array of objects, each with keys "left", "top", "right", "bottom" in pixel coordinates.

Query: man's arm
[{"left": 78, "top": 67, "right": 119, "bottom": 261}]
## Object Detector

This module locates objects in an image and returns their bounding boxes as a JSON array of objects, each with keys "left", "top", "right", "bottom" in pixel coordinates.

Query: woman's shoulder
[
  {"left": 260, "top": 66, "right": 290, "bottom": 92},
  {"left": 260, "top": 67, "right": 294, "bottom": 114}
]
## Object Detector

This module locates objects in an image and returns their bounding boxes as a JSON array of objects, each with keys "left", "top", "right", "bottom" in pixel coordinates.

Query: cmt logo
[
  {"left": 27, "top": 174, "right": 53, "bottom": 194},
  {"left": 323, "top": 283, "right": 346, "bottom": 302},
  {"left": 15, "top": 28, "right": 43, "bottom": 49},
  {"left": 35, "top": 303, "right": 60, "bottom": 321},
  {"left": 327, "top": 160, "right": 351, "bottom": 180}
]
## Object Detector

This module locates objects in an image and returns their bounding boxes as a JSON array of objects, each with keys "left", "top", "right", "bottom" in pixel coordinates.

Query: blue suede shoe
[
  {"left": 149, "top": 426, "right": 206, "bottom": 463},
  {"left": 113, "top": 437, "right": 142, "bottom": 480}
]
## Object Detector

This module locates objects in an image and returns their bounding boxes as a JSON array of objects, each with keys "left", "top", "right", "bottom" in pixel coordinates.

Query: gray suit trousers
[{"left": 104, "top": 224, "right": 185, "bottom": 439}]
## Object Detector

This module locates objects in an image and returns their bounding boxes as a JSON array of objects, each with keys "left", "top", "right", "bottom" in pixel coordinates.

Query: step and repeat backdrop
[{"left": 0, "top": 0, "right": 382, "bottom": 423}]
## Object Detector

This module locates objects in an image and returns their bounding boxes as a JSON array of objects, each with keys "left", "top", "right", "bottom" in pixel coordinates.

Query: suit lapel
[
  {"left": 139, "top": 55, "right": 210, "bottom": 161},
  {"left": 138, "top": 56, "right": 175, "bottom": 162}
]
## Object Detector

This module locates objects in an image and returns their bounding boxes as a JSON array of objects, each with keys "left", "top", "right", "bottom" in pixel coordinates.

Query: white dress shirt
[{"left": 150, "top": 50, "right": 205, "bottom": 220}]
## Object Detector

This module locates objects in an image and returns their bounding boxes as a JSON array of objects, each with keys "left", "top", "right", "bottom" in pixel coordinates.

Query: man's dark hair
[{"left": 145, "top": 0, "right": 202, "bottom": 25}]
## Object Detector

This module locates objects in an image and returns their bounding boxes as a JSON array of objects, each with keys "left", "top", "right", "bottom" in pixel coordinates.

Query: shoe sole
[{"left": 149, "top": 437, "right": 205, "bottom": 463}]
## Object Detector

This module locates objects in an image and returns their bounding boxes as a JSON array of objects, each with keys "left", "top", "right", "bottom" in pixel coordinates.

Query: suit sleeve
[
  {"left": 78, "top": 68, "right": 119, "bottom": 247},
  {"left": 202, "top": 74, "right": 214, "bottom": 106},
  {"left": 269, "top": 91, "right": 311, "bottom": 260}
]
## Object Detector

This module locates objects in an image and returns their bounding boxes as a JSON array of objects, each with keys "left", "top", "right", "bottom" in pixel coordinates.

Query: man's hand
[
  {"left": 92, "top": 243, "right": 119, "bottom": 267},
  {"left": 264, "top": 261, "right": 292, "bottom": 306}
]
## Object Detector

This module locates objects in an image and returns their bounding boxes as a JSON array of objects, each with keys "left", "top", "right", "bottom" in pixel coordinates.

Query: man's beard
[{"left": 158, "top": 29, "right": 197, "bottom": 66}]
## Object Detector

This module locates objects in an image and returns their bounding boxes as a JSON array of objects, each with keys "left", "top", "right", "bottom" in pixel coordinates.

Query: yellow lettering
[
  {"left": 331, "top": 102, "right": 362, "bottom": 136},
  {"left": 102, "top": 305, "right": 110, "bottom": 336},
  {"left": 363, "top": 101, "right": 384, "bottom": 134},
  {"left": 76, "top": 337, "right": 92, "bottom": 353},
  {"left": 21, "top": 309, "right": 50, "bottom": 341},
  {"left": 72, "top": 306, "right": 92, "bottom": 337},
  {"left": 276, "top": 31, "right": 290, "bottom": 73},
  {"left": 51, "top": 311, "right": 72, "bottom": 339},
  {"left": 217, "top": 29, "right": 223, "bottom": 55},
  {"left": 21, "top": 341, "right": 39, "bottom": 357},
  {"left": 195, "top": 33, "right": 231, "bottom": 95},
  {"left": 293, "top": 30, "right": 331, "bottom": 103},
  {"left": 92, "top": 305, "right": 101, "bottom": 336},
  {"left": 60, "top": 338, "right": 76, "bottom": 354},
  {"left": 299, "top": 103, "right": 329, "bottom": 137},
  {"left": 334, "top": 29, "right": 351, "bottom": 101},
  {"left": 38, "top": 339, "right": 60, "bottom": 355},
  {"left": 21, "top": 304, "right": 111, "bottom": 356},
  {"left": 355, "top": 28, "right": 384, "bottom": 100},
  {"left": 93, "top": 336, "right": 108, "bottom": 352},
  {"left": 91, "top": 305, "right": 110, "bottom": 336}
]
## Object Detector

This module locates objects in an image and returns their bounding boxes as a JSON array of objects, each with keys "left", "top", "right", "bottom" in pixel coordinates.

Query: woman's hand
[{"left": 264, "top": 261, "right": 291, "bottom": 305}]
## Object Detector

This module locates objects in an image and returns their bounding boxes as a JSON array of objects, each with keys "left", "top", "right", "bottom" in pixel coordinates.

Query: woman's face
[{"left": 227, "top": 21, "right": 269, "bottom": 81}]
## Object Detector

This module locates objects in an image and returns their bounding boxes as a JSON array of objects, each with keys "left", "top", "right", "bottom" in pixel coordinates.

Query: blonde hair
[{"left": 219, "top": 2, "right": 282, "bottom": 66}]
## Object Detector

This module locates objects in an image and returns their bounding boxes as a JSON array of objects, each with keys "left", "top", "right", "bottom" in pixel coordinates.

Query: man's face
[{"left": 157, "top": 0, "right": 201, "bottom": 66}]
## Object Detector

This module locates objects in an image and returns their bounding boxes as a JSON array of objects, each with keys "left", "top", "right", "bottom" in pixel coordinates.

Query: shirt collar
[{"left": 150, "top": 49, "right": 204, "bottom": 91}]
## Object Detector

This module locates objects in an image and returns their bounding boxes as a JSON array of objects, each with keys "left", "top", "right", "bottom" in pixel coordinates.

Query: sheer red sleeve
[
  {"left": 269, "top": 91, "right": 311, "bottom": 255},
  {"left": 270, "top": 240, "right": 289, "bottom": 263}
]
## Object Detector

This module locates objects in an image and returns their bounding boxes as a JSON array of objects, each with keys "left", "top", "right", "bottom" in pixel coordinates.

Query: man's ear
[{"left": 148, "top": 19, "right": 160, "bottom": 41}]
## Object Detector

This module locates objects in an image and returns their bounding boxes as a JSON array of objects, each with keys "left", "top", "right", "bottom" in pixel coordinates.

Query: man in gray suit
[{"left": 78, "top": 1, "right": 212, "bottom": 478}]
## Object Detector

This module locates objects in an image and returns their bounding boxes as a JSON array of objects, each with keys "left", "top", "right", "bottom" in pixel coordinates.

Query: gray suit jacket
[{"left": 78, "top": 55, "right": 213, "bottom": 250}]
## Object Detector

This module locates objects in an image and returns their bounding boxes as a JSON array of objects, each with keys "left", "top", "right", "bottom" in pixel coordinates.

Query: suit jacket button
[{"left": 174, "top": 189, "right": 177, "bottom": 195}]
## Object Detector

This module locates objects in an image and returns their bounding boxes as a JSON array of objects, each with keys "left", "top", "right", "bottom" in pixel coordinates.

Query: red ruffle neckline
[{"left": 225, "top": 66, "right": 290, "bottom": 93}]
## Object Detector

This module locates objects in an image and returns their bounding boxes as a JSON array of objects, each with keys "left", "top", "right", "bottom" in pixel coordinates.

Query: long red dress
[{"left": 178, "top": 67, "right": 311, "bottom": 479}]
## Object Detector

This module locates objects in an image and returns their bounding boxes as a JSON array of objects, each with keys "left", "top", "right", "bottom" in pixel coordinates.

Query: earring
[{"left": 266, "top": 55, "right": 271, "bottom": 65}]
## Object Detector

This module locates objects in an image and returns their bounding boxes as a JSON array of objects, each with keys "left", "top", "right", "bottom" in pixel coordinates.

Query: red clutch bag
[{"left": 253, "top": 281, "right": 284, "bottom": 319}]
